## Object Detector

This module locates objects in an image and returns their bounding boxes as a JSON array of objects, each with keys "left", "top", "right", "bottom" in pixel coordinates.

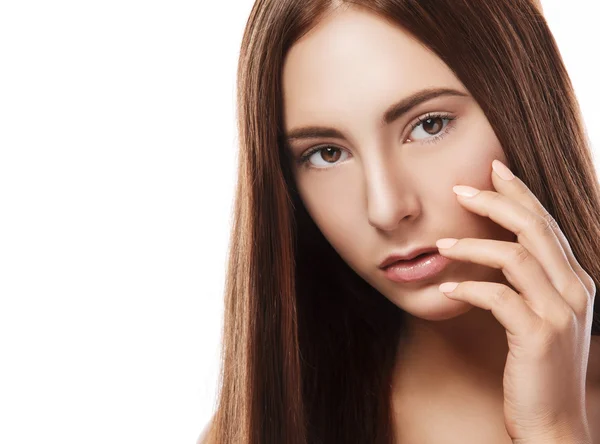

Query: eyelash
[{"left": 296, "top": 112, "right": 458, "bottom": 171}]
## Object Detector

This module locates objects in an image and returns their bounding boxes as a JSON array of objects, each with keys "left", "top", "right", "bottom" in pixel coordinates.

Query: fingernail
[
  {"left": 492, "top": 159, "right": 514, "bottom": 180},
  {"left": 439, "top": 282, "right": 459, "bottom": 293},
  {"left": 453, "top": 185, "right": 480, "bottom": 197},
  {"left": 436, "top": 238, "right": 458, "bottom": 249}
]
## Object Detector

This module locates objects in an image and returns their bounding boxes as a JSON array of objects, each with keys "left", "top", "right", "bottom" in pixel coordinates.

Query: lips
[
  {"left": 382, "top": 251, "right": 451, "bottom": 283},
  {"left": 387, "top": 251, "right": 434, "bottom": 267},
  {"left": 399, "top": 251, "right": 434, "bottom": 262},
  {"left": 379, "top": 247, "right": 438, "bottom": 269}
]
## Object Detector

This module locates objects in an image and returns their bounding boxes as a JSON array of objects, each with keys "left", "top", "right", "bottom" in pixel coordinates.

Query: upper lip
[{"left": 379, "top": 246, "right": 439, "bottom": 269}]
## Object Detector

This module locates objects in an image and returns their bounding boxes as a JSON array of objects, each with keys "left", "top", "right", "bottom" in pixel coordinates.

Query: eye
[
  {"left": 296, "top": 145, "right": 350, "bottom": 170},
  {"left": 295, "top": 112, "right": 458, "bottom": 171},
  {"left": 406, "top": 113, "right": 457, "bottom": 144}
]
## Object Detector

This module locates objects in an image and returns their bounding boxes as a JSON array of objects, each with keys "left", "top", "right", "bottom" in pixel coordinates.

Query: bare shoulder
[
  {"left": 197, "top": 417, "right": 213, "bottom": 444},
  {"left": 196, "top": 429, "right": 208, "bottom": 444}
]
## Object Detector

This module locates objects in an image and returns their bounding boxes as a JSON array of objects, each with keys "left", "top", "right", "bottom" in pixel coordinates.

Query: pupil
[{"left": 423, "top": 117, "right": 442, "bottom": 134}]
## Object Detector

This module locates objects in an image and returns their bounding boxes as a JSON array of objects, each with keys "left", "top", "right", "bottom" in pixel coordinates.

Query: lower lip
[{"left": 382, "top": 252, "right": 452, "bottom": 283}]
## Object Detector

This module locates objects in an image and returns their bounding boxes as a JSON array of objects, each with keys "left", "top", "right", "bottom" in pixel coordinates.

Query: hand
[{"left": 435, "top": 159, "right": 595, "bottom": 443}]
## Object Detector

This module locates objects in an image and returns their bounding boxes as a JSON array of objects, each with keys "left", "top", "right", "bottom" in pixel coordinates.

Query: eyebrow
[{"left": 285, "top": 87, "right": 469, "bottom": 143}]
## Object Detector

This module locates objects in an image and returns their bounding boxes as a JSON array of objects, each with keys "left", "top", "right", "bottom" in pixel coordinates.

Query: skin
[{"left": 282, "top": 4, "right": 600, "bottom": 443}]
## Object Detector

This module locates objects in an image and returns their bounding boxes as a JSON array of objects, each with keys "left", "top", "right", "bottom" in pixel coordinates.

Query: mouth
[
  {"left": 379, "top": 247, "right": 438, "bottom": 269},
  {"left": 381, "top": 251, "right": 451, "bottom": 283},
  {"left": 385, "top": 251, "right": 435, "bottom": 268}
]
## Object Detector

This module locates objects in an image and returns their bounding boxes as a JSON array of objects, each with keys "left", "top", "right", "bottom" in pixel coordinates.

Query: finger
[
  {"left": 453, "top": 180, "right": 583, "bottom": 312},
  {"left": 439, "top": 280, "right": 541, "bottom": 337},
  {"left": 490, "top": 159, "right": 594, "bottom": 308},
  {"left": 437, "top": 237, "right": 570, "bottom": 319}
]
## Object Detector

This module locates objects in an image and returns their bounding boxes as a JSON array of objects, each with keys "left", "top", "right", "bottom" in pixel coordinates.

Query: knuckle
[
  {"left": 536, "top": 212, "right": 559, "bottom": 236},
  {"left": 566, "top": 277, "right": 594, "bottom": 317},
  {"left": 556, "top": 306, "right": 576, "bottom": 330},
  {"left": 510, "top": 244, "right": 530, "bottom": 265},
  {"left": 490, "top": 192, "right": 503, "bottom": 204},
  {"left": 564, "top": 275, "right": 585, "bottom": 295},
  {"left": 492, "top": 284, "right": 512, "bottom": 306},
  {"left": 573, "top": 299, "right": 591, "bottom": 320},
  {"left": 542, "top": 211, "right": 560, "bottom": 229},
  {"left": 582, "top": 272, "right": 596, "bottom": 299}
]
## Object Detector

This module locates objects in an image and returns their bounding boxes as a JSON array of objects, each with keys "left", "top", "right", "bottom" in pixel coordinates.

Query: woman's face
[{"left": 282, "top": 6, "right": 516, "bottom": 321}]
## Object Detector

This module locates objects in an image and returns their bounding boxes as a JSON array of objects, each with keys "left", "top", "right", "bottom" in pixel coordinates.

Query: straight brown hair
[{"left": 202, "top": 1, "right": 600, "bottom": 442}]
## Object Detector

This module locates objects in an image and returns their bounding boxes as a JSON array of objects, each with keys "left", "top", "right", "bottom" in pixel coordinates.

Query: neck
[
  {"left": 392, "top": 304, "right": 509, "bottom": 400},
  {"left": 391, "top": 267, "right": 513, "bottom": 401},
  {"left": 389, "top": 276, "right": 600, "bottom": 443},
  {"left": 390, "top": 297, "right": 514, "bottom": 442}
]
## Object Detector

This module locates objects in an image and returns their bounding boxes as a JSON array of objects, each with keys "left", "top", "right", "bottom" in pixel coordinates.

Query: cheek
[
  {"left": 446, "top": 107, "right": 504, "bottom": 176},
  {"left": 451, "top": 129, "right": 505, "bottom": 191},
  {"left": 298, "top": 186, "right": 365, "bottom": 262},
  {"left": 449, "top": 149, "right": 516, "bottom": 242},
  {"left": 308, "top": 200, "right": 355, "bottom": 243}
]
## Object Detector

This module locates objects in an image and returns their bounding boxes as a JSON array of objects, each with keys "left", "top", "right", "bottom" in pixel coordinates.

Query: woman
[{"left": 201, "top": 0, "right": 600, "bottom": 442}]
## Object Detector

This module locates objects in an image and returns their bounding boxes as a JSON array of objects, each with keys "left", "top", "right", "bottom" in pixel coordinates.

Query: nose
[{"left": 365, "top": 158, "right": 421, "bottom": 232}]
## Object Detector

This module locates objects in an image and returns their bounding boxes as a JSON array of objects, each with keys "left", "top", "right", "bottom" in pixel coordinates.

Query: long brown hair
[{"left": 203, "top": 1, "right": 600, "bottom": 442}]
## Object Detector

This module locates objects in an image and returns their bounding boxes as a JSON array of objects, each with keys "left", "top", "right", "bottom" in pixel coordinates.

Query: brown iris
[
  {"left": 319, "top": 147, "right": 342, "bottom": 163},
  {"left": 421, "top": 116, "right": 444, "bottom": 135}
]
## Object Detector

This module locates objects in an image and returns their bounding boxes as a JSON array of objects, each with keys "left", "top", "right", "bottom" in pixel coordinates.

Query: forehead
[{"left": 282, "top": 7, "right": 465, "bottom": 130}]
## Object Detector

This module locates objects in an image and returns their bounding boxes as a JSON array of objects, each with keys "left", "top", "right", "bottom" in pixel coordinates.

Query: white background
[{"left": 0, "top": 1, "right": 597, "bottom": 443}]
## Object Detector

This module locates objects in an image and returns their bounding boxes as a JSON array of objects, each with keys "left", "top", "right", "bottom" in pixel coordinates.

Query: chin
[
  {"left": 413, "top": 302, "right": 474, "bottom": 322},
  {"left": 386, "top": 284, "right": 475, "bottom": 321}
]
